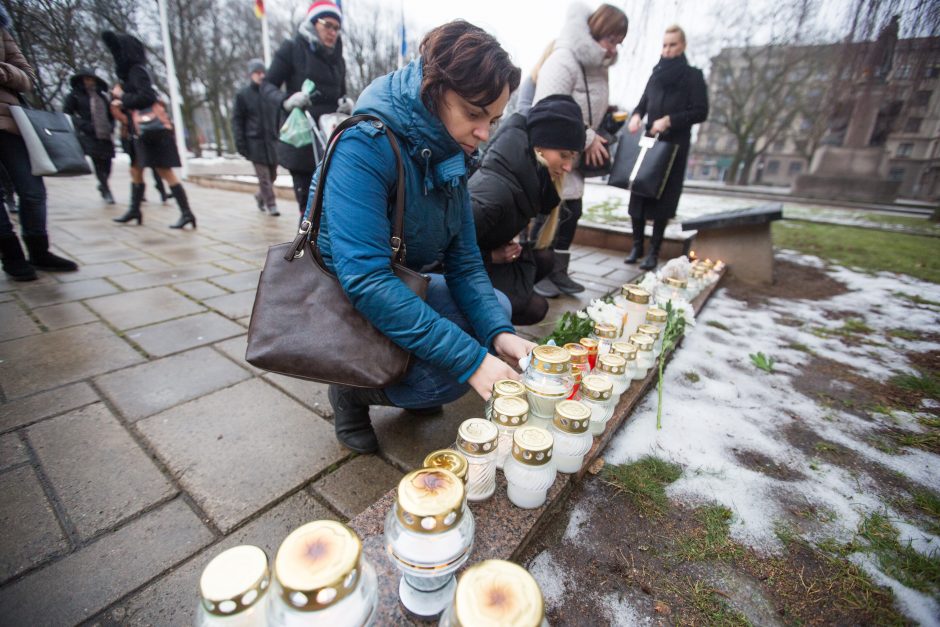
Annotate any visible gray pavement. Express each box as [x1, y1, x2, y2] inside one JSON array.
[[0, 164, 632, 624]]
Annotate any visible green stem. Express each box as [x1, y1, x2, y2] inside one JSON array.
[[656, 353, 665, 430]]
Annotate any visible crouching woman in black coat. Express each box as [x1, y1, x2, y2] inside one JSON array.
[[469, 95, 585, 326]]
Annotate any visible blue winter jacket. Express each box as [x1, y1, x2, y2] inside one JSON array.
[[314, 59, 514, 383]]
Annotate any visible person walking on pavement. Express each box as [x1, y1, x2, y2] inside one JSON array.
[[233, 59, 280, 216], [63, 68, 116, 205], [102, 31, 196, 229], [532, 2, 627, 298], [0, 5, 79, 281], [625, 25, 708, 270], [262, 0, 349, 214]]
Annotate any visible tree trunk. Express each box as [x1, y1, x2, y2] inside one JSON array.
[[210, 101, 223, 157], [184, 111, 202, 158], [221, 102, 236, 155]]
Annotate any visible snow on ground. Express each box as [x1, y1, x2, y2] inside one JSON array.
[[600, 250, 940, 623]]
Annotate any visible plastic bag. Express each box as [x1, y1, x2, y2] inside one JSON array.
[[278, 79, 315, 148]]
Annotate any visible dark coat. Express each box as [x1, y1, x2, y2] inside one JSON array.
[[63, 69, 115, 160], [232, 81, 278, 165], [262, 33, 346, 173], [629, 55, 708, 220], [469, 113, 560, 313]]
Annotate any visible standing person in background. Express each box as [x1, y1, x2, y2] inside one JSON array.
[[0, 5, 78, 281], [102, 31, 196, 229], [532, 3, 627, 297], [233, 58, 280, 216], [625, 25, 708, 270], [513, 41, 555, 116], [262, 0, 349, 214], [63, 68, 116, 204]]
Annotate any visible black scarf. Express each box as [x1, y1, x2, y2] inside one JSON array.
[[651, 53, 688, 89]]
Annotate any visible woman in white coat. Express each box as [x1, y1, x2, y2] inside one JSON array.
[[532, 3, 627, 297]]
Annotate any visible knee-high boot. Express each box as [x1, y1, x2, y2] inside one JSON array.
[[114, 182, 144, 224], [168, 184, 196, 229]]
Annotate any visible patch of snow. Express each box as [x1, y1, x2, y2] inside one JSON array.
[[596, 592, 651, 626], [893, 519, 940, 559], [526, 550, 567, 608], [923, 398, 939, 409], [563, 503, 589, 542], [851, 554, 940, 627]]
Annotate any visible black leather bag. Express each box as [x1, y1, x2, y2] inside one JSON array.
[[9, 105, 91, 177], [576, 63, 618, 178], [608, 128, 678, 199], [245, 114, 429, 388]]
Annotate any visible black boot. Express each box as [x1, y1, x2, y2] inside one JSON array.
[[154, 174, 170, 203], [100, 184, 115, 205], [624, 241, 644, 264], [0, 234, 37, 281], [328, 385, 392, 453], [548, 251, 585, 295], [168, 184, 196, 229], [23, 234, 78, 272], [625, 215, 645, 264], [639, 252, 659, 271], [114, 183, 144, 224], [639, 218, 667, 271]]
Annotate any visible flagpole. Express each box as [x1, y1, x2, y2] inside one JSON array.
[[157, 0, 188, 179], [262, 9, 271, 66]]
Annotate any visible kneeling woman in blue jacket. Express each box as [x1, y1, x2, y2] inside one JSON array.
[[316, 21, 535, 453]]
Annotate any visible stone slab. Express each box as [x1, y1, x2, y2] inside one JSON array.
[[85, 286, 206, 330], [0, 323, 144, 399], [128, 257, 175, 271], [54, 261, 139, 283], [0, 498, 213, 626], [210, 257, 260, 273], [95, 346, 251, 422], [149, 245, 229, 265], [173, 280, 228, 301], [0, 465, 69, 583], [208, 270, 260, 293], [137, 379, 348, 532], [124, 312, 245, 357], [0, 432, 28, 471], [312, 455, 404, 519], [31, 301, 99, 330], [16, 278, 119, 308], [109, 265, 227, 291], [680, 203, 783, 231], [262, 373, 333, 418], [75, 246, 147, 264], [212, 334, 262, 374], [693, 224, 774, 286], [0, 301, 41, 342], [203, 290, 257, 320], [0, 382, 99, 432], [27, 403, 175, 540]]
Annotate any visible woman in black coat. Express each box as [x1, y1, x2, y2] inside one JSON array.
[[63, 68, 115, 204], [102, 31, 195, 229], [261, 0, 348, 214], [626, 25, 708, 270], [470, 95, 585, 325]]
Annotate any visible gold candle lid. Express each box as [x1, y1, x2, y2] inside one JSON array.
[[492, 379, 526, 400], [619, 282, 640, 297], [454, 560, 545, 627], [530, 345, 571, 374], [200, 545, 270, 617], [553, 400, 591, 434], [274, 521, 362, 612], [456, 418, 499, 456], [597, 353, 627, 376], [646, 307, 668, 323], [626, 287, 651, 305], [637, 324, 661, 339], [423, 449, 469, 482], [592, 322, 617, 339], [491, 396, 529, 427], [511, 426, 554, 466], [610, 340, 637, 361], [396, 468, 465, 534], [580, 374, 613, 401], [629, 333, 654, 352], [664, 277, 687, 289], [563, 342, 589, 365], [578, 337, 599, 353]]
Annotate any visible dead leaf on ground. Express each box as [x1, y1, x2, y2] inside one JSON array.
[[587, 457, 605, 475]]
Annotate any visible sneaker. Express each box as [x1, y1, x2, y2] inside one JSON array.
[[533, 277, 561, 298]]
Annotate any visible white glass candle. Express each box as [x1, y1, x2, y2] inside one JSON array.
[[503, 427, 557, 509], [484, 379, 525, 421], [524, 345, 574, 430], [489, 396, 529, 470], [645, 307, 668, 334], [548, 400, 593, 474], [590, 322, 618, 357], [579, 337, 599, 370], [629, 334, 655, 380], [638, 324, 663, 358], [197, 545, 270, 627], [657, 277, 688, 306], [622, 287, 652, 339], [563, 342, 591, 398], [595, 352, 629, 397], [577, 375, 615, 436], [439, 560, 548, 627], [423, 449, 468, 486], [455, 418, 498, 502]]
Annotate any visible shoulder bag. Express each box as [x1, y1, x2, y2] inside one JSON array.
[[9, 103, 91, 177], [607, 127, 678, 199], [245, 114, 430, 388], [131, 101, 172, 141], [576, 63, 614, 179]]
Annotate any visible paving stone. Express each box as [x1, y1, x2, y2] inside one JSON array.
[[27, 403, 175, 540], [603, 267, 645, 285], [0, 498, 213, 626], [124, 312, 245, 357], [17, 278, 119, 308], [213, 334, 262, 374], [54, 261, 139, 283], [128, 256, 174, 271], [312, 455, 403, 519], [174, 280, 228, 301], [0, 432, 28, 471], [75, 246, 147, 264], [208, 269, 260, 293], [32, 301, 98, 330], [0, 301, 41, 342], [0, 382, 99, 432], [203, 290, 256, 320], [85, 286, 205, 330], [0, 465, 69, 583], [150, 245, 229, 265], [95, 347, 251, 422], [137, 379, 347, 532], [0, 324, 144, 399], [109, 265, 227, 291], [571, 272, 623, 291], [111, 491, 334, 626], [262, 373, 333, 418]]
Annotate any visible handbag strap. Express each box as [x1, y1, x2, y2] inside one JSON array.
[[578, 63, 592, 127]]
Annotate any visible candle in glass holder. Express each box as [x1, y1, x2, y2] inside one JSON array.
[[622, 287, 651, 339], [484, 379, 525, 421], [645, 307, 668, 332], [610, 340, 638, 381], [439, 560, 547, 627], [657, 277, 688, 306], [455, 418, 498, 502], [595, 352, 629, 398], [524, 345, 574, 430], [489, 396, 529, 470], [637, 323, 663, 357], [590, 322, 618, 357], [548, 400, 593, 474], [579, 337, 599, 370], [563, 342, 590, 398], [198, 545, 270, 627], [629, 334, 655, 379], [423, 449, 469, 485], [503, 426, 557, 509], [577, 374, 615, 436]]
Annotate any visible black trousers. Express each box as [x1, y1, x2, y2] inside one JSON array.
[[512, 248, 554, 326], [630, 212, 668, 254], [291, 170, 313, 215], [554, 198, 582, 251], [91, 157, 112, 190]]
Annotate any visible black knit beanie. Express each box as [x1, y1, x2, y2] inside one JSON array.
[[527, 94, 586, 151]]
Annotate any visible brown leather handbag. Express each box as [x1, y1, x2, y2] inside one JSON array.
[[245, 114, 429, 388]]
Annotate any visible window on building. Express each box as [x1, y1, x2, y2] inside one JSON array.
[[912, 90, 932, 107], [895, 65, 912, 79], [897, 143, 914, 157], [788, 162, 803, 175], [701, 166, 711, 177], [905, 117, 923, 133], [772, 140, 785, 152], [707, 137, 717, 150], [767, 160, 780, 175], [927, 66, 940, 79], [888, 167, 905, 182]]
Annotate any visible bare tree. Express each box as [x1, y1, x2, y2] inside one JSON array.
[[341, 0, 416, 100]]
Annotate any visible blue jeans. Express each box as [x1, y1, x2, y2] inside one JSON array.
[[0, 132, 47, 238], [384, 274, 511, 409]]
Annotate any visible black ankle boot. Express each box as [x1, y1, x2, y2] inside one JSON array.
[[114, 183, 144, 224], [639, 252, 659, 271], [624, 241, 644, 264], [328, 385, 392, 453], [101, 185, 115, 205], [548, 251, 585, 295], [169, 184, 196, 229], [23, 235, 78, 272], [0, 234, 37, 281]]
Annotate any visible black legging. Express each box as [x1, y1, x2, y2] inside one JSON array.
[[631, 212, 668, 254], [512, 248, 554, 326], [553, 198, 582, 251], [91, 157, 112, 190], [291, 170, 313, 215]]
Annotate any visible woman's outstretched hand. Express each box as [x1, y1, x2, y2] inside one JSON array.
[[467, 334, 537, 400], [493, 332, 536, 364]]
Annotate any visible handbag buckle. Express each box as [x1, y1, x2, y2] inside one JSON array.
[[391, 236, 402, 253], [298, 219, 312, 234]]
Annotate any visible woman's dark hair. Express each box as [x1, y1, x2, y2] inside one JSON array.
[[588, 4, 629, 42], [420, 20, 521, 114]]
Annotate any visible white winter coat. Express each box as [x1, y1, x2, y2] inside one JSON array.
[[533, 2, 613, 199]]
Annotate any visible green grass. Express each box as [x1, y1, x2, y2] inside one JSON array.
[[684, 577, 752, 626], [601, 456, 682, 516], [863, 213, 940, 231], [841, 318, 874, 334], [684, 371, 701, 383], [678, 505, 743, 561], [706, 320, 731, 332], [857, 512, 940, 594], [894, 292, 940, 308], [749, 352, 775, 373], [918, 416, 940, 429], [814, 441, 838, 453], [773, 221, 940, 283], [787, 342, 813, 353], [888, 328, 921, 341], [890, 371, 940, 398]]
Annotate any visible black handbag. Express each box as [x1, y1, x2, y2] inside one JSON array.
[[608, 128, 678, 199], [9, 105, 91, 177], [245, 114, 430, 388], [576, 63, 615, 178]]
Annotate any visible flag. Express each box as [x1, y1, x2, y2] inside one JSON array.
[[254, 0, 264, 19], [398, 5, 407, 68]]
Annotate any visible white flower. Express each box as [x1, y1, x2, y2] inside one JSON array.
[[576, 310, 588, 319]]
